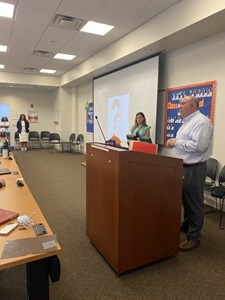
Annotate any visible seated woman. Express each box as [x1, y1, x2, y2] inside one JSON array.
[[0, 134, 7, 155], [130, 112, 151, 138], [0, 116, 10, 141]]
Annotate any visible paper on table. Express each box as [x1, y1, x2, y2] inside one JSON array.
[[1, 234, 58, 259]]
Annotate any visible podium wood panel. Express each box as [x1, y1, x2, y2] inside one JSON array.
[[86, 143, 183, 273]]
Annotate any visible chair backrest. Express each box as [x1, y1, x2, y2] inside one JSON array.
[[76, 134, 83, 143], [41, 131, 50, 140], [29, 131, 39, 140], [15, 132, 19, 141], [206, 158, 218, 182], [49, 133, 60, 142], [219, 166, 225, 185], [69, 133, 76, 143]]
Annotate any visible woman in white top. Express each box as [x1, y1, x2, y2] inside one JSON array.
[[16, 114, 29, 151], [0, 116, 10, 139]]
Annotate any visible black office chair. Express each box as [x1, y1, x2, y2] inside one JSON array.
[[204, 158, 218, 214], [40, 131, 50, 148], [28, 131, 41, 149], [14, 132, 20, 149], [139, 136, 153, 144], [71, 134, 83, 153], [61, 133, 76, 153], [48, 133, 61, 153], [210, 166, 225, 230], [126, 134, 137, 146]]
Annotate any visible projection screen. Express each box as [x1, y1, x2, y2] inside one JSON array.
[[93, 55, 159, 147]]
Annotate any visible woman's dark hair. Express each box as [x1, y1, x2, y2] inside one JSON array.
[[19, 114, 27, 120], [1, 116, 9, 122], [134, 112, 147, 127]]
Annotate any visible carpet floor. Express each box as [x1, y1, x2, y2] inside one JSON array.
[[1, 149, 225, 300]]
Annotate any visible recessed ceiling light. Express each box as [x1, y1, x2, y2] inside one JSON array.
[[0, 64, 4, 69], [40, 69, 56, 74], [80, 21, 114, 36], [0, 45, 7, 52], [0, 2, 15, 18], [54, 53, 76, 60]]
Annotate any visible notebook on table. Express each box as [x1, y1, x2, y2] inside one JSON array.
[[0, 208, 19, 225], [0, 168, 11, 175]]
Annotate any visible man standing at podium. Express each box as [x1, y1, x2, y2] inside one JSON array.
[[166, 96, 213, 251]]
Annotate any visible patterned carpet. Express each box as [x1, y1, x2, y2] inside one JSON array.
[[1, 149, 225, 300]]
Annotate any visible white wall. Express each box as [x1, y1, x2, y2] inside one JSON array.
[[0, 88, 56, 145], [160, 31, 225, 169], [58, 87, 73, 141], [1, 30, 225, 166], [0, 85, 85, 151], [76, 82, 94, 153], [78, 31, 225, 168]]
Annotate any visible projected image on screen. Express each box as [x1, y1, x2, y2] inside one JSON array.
[[94, 56, 159, 147], [108, 95, 129, 141]]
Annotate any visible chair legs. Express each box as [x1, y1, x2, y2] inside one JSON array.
[[219, 199, 224, 230], [48, 144, 55, 153], [205, 208, 217, 214], [48, 143, 60, 153], [205, 197, 224, 230], [61, 142, 72, 153], [204, 194, 218, 214]]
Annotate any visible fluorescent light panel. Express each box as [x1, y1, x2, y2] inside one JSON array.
[[0, 2, 15, 18], [54, 53, 76, 60], [81, 21, 114, 36], [0, 45, 7, 52], [40, 69, 56, 74], [0, 64, 4, 69]]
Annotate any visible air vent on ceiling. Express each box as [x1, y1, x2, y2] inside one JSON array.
[[51, 14, 86, 30], [23, 67, 40, 72], [33, 50, 53, 57]]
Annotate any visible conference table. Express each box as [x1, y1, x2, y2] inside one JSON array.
[[0, 153, 61, 299]]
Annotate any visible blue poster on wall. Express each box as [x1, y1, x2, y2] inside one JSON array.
[[86, 102, 93, 133], [164, 81, 216, 146]]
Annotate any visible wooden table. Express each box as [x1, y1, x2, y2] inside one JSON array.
[[0, 154, 61, 299], [0, 155, 23, 178]]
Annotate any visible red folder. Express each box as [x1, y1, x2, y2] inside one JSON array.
[[132, 141, 158, 155], [0, 208, 19, 225]]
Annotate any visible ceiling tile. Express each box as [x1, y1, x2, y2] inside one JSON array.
[[137, 0, 172, 18], [78, 0, 107, 5], [0, 19, 14, 44], [35, 26, 76, 53], [1, 0, 223, 91], [61, 31, 102, 54], [16, 5, 54, 25], [91, 7, 129, 26], [19, 0, 62, 12], [104, 0, 153, 13], [57, 0, 99, 20]]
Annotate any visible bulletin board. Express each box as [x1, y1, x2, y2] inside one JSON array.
[[164, 81, 216, 146], [86, 102, 93, 133]]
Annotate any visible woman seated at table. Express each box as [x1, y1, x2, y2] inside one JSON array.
[[0, 116, 10, 141]]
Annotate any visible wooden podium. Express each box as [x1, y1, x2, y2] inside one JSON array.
[[86, 142, 183, 273]]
